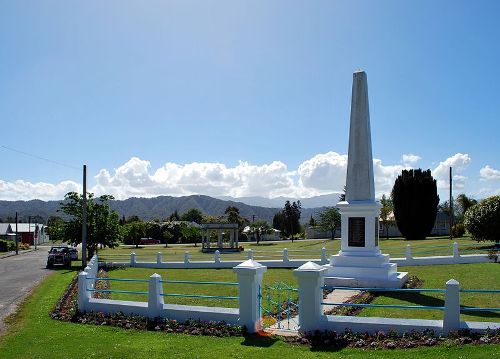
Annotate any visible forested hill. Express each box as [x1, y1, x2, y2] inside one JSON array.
[[0, 195, 326, 224]]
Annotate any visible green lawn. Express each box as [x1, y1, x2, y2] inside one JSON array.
[[96, 236, 486, 263], [0, 267, 498, 359], [102, 263, 500, 322]]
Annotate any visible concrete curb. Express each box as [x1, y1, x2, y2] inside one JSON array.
[[0, 248, 38, 259]]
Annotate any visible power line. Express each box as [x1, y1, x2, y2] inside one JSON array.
[[0, 145, 80, 171]]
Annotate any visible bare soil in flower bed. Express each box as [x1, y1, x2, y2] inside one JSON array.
[[50, 272, 500, 350]]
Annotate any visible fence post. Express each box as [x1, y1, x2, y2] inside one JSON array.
[[156, 252, 162, 265], [77, 271, 90, 313], [130, 252, 136, 267], [148, 273, 164, 318], [406, 244, 412, 260], [215, 250, 221, 264], [453, 242, 459, 259], [184, 251, 190, 266], [321, 247, 328, 264], [247, 249, 253, 260], [443, 279, 461, 333], [283, 248, 289, 264], [294, 261, 326, 334], [233, 259, 267, 334]]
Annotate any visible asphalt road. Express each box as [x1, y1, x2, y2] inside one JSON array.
[[0, 246, 52, 335]]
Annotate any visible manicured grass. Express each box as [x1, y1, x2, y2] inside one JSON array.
[[1, 267, 498, 359], [104, 263, 500, 322], [97, 236, 485, 263], [359, 263, 500, 323]]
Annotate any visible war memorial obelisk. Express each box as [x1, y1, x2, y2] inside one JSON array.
[[324, 71, 407, 288]]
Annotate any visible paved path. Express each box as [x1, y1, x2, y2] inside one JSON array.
[[266, 289, 361, 336], [0, 246, 52, 335]]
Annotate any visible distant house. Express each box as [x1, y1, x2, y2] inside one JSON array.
[[379, 211, 450, 238], [0, 223, 49, 244]]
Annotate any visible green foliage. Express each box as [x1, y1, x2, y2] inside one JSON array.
[[452, 223, 466, 237], [318, 207, 341, 239], [47, 216, 66, 242], [308, 215, 316, 227], [455, 193, 478, 223], [0, 239, 16, 252], [180, 208, 204, 224], [379, 194, 394, 239], [224, 206, 247, 228], [391, 169, 440, 240], [274, 201, 302, 238], [145, 221, 162, 240], [180, 225, 201, 245], [247, 220, 273, 244], [464, 196, 500, 243], [122, 220, 146, 247], [59, 192, 121, 259]]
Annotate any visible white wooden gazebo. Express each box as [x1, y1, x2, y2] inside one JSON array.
[[200, 223, 239, 252]]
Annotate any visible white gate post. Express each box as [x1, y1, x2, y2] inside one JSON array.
[[184, 251, 190, 266], [406, 244, 412, 260], [294, 261, 326, 334], [443, 279, 461, 333], [453, 242, 460, 259], [215, 250, 221, 264], [283, 248, 289, 264], [247, 249, 253, 260], [77, 271, 90, 313], [130, 252, 136, 267], [156, 252, 162, 265], [148, 273, 164, 318], [233, 259, 267, 334], [321, 247, 328, 264]]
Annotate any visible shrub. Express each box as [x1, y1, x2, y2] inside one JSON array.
[[464, 196, 500, 244], [391, 169, 440, 240], [452, 223, 466, 237]]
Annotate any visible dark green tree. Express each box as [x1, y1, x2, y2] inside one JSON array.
[[464, 196, 500, 246], [247, 220, 273, 244], [180, 225, 202, 246], [224, 206, 247, 228], [180, 208, 204, 224], [145, 221, 163, 240], [59, 192, 121, 259], [122, 220, 146, 248], [272, 211, 285, 234], [47, 216, 66, 242], [168, 210, 180, 221], [391, 169, 439, 240], [282, 200, 302, 239], [318, 207, 341, 239], [308, 215, 317, 227]]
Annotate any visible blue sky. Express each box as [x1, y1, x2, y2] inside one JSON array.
[[1, 1, 499, 201]]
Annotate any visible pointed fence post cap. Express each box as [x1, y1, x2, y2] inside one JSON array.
[[233, 259, 267, 274], [446, 279, 459, 285], [150, 273, 161, 279], [295, 261, 325, 272]]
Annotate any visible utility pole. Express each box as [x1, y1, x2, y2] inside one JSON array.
[[449, 167, 453, 240], [15, 212, 19, 255], [82, 164, 88, 268]]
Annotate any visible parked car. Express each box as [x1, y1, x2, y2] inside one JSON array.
[[140, 237, 161, 245], [46, 246, 72, 268]]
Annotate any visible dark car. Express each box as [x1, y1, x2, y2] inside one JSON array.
[[140, 238, 160, 245], [46, 246, 72, 268]]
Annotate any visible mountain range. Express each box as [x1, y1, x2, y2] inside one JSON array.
[[0, 194, 333, 224]]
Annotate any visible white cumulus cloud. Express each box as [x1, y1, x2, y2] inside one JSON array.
[[402, 153, 421, 166], [0, 179, 80, 201], [479, 165, 500, 181], [433, 153, 471, 190]]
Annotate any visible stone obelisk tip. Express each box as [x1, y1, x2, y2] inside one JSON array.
[[345, 71, 375, 202]]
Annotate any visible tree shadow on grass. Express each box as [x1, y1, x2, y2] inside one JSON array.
[[240, 334, 280, 348]]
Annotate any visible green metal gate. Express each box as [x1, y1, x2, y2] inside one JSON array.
[[259, 282, 299, 332]]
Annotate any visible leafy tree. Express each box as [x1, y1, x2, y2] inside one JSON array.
[[59, 192, 121, 259], [168, 210, 180, 221], [47, 216, 66, 242], [464, 196, 500, 245], [163, 221, 184, 244], [391, 169, 440, 240], [122, 220, 146, 248], [181, 225, 202, 246], [456, 193, 478, 223], [180, 208, 204, 224], [283, 200, 302, 240], [247, 220, 273, 244], [145, 221, 163, 240], [379, 194, 394, 239], [308, 215, 317, 227], [224, 206, 245, 227], [318, 207, 341, 239], [272, 211, 285, 234]]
